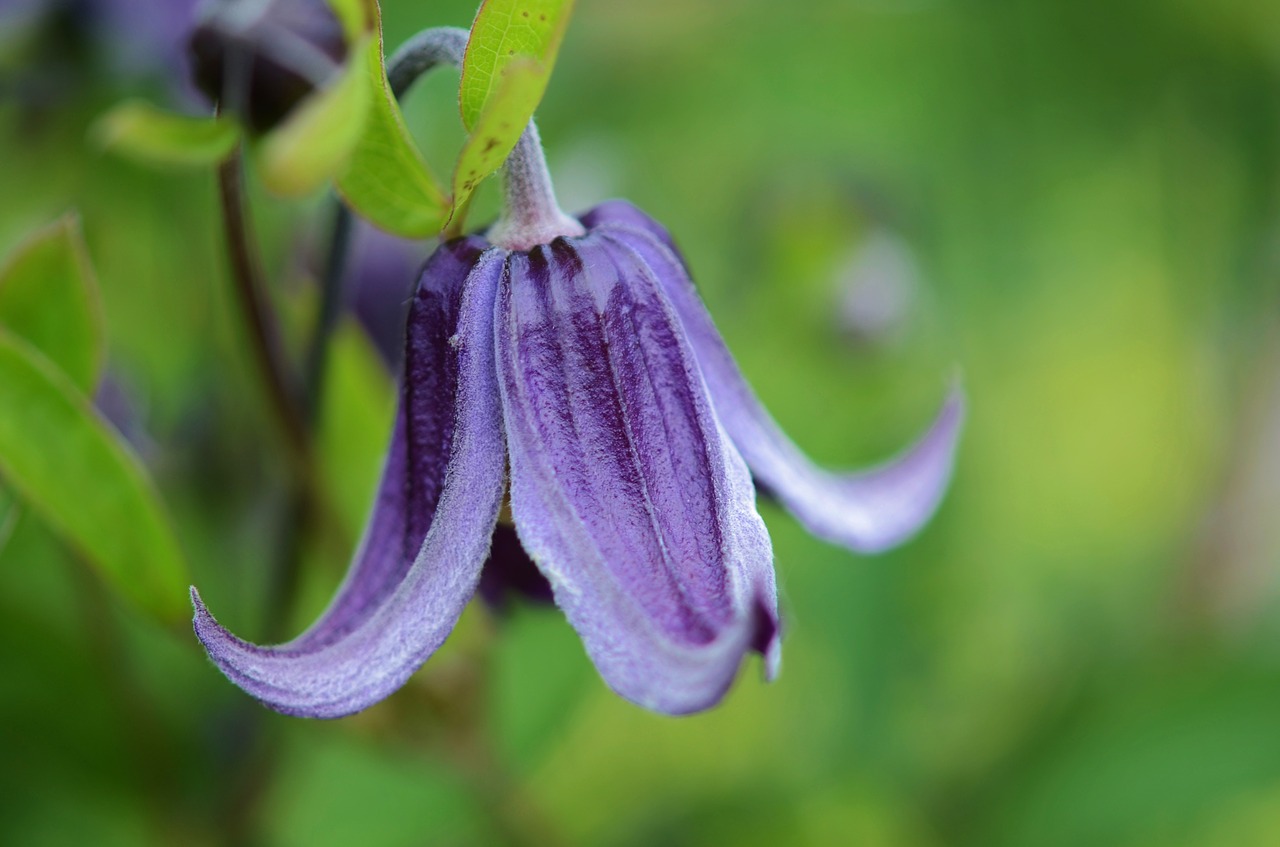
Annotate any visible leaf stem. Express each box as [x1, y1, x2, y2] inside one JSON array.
[[386, 26, 469, 98]]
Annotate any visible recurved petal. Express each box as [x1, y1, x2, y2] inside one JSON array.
[[598, 216, 963, 553], [191, 244, 507, 718], [497, 234, 778, 715]]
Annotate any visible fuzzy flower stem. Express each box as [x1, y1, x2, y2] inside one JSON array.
[[387, 26, 469, 98], [488, 124, 585, 250]]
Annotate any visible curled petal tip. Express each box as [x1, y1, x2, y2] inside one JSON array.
[[600, 219, 964, 555], [186, 246, 508, 720]]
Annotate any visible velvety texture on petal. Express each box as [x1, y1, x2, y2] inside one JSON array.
[[496, 233, 778, 715], [587, 202, 963, 553], [191, 241, 508, 718]]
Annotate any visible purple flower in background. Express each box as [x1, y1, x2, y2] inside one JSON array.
[[188, 0, 349, 133], [341, 221, 430, 373], [0, 0, 201, 78]]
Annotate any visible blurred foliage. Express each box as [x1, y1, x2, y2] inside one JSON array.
[[2, 0, 1280, 845]]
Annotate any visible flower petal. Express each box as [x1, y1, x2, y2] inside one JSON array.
[[293, 237, 487, 652], [497, 234, 778, 715], [591, 203, 963, 553], [191, 243, 508, 718]]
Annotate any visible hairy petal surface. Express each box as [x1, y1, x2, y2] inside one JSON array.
[[587, 202, 963, 553], [191, 244, 507, 718], [498, 234, 778, 715]]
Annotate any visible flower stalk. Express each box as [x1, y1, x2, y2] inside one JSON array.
[[488, 124, 585, 250]]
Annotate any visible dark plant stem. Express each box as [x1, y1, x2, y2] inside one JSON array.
[[302, 202, 353, 422], [215, 148, 311, 467], [263, 202, 353, 642]]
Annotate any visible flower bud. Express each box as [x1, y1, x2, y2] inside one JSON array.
[[188, 0, 347, 133]]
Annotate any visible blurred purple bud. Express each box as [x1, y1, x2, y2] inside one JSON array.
[[93, 370, 156, 461], [836, 229, 920, 346], [343, 222, 431, 373], [188, 0, 347, 133]]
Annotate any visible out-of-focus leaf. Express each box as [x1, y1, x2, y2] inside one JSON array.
[[0, 332, 188, 623], [317, 321, 394, 534], [265, 728, 482, 847], [93, 101, 240, 168], [975, 663, 1280, 847], [451, 58, 545, 215], [326, 0, 367, 41], [258, 37, 373, 197], [459, 0, 575, 130], [0, 486, 18, 557], [0, 214, 104, 393], [336, 4, 450, 237]]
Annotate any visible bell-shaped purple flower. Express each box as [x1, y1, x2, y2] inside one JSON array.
[[192, 126, 963, 718]]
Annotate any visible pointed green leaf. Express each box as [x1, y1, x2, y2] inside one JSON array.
[[258, 36, 374, 197], [459, 0, 575, 131], [94, 100, 240, 168], [0, 331, 188, 623], [452, 58, 547, 213], [0, 215, 105, 393], [335, 4, 450, 237]]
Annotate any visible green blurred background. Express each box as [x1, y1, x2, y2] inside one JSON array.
[[3, 0, 1280, 844]]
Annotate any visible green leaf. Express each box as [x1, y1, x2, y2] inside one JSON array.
[[0, 485, 18, 558], [459, 0, 576, 131], [258, 36, 374, 197], [452, 58, 547, 213], [0, 332, 188, 623], [450, 0, 576, 218], [0, 214, 105, 393], [326, 0, 368, 41], [335, 5, 450, 237], [94, 100, 240, 168]]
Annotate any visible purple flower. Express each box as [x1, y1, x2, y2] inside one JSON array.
[[191, 198, 962, 718], [191, 94, 963, 717]]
